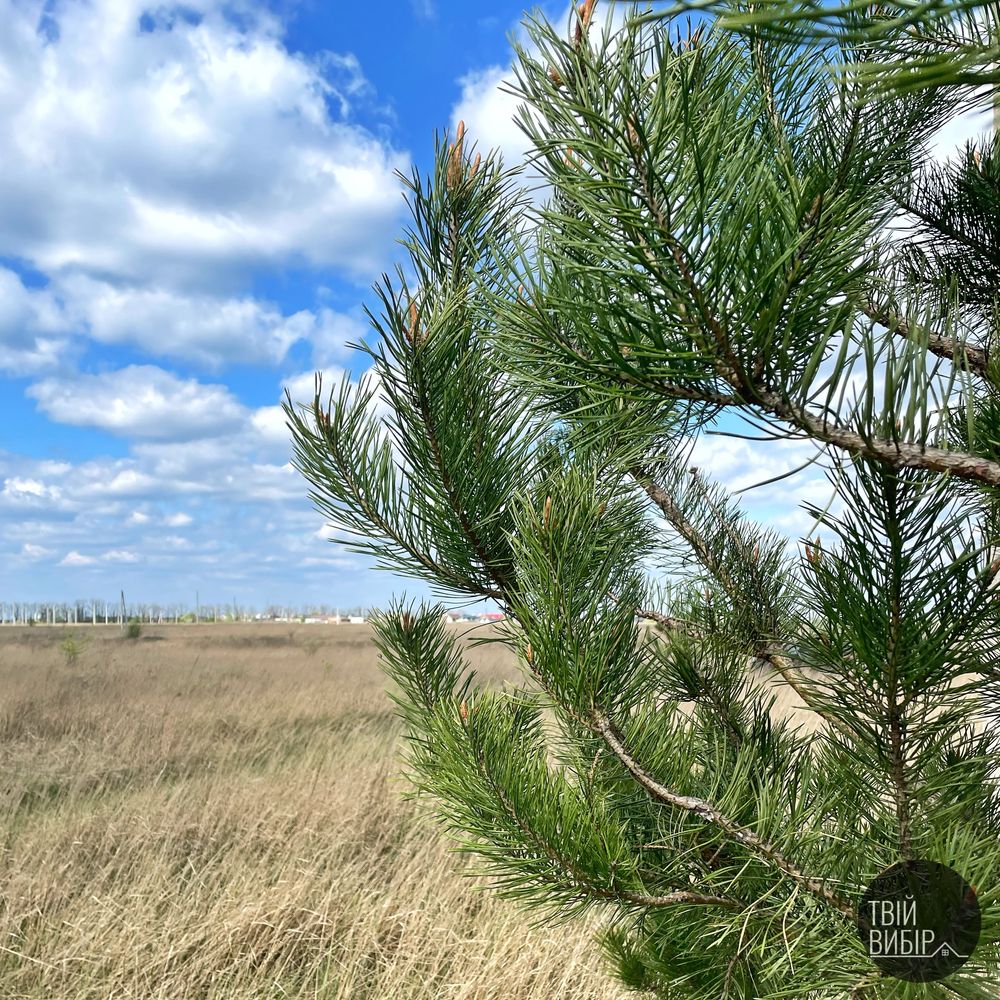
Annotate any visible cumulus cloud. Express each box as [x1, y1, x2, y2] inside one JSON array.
[[51, 275, 341, 370], [0, 0, 409, 292], [0, 267, 79, 376], [164, 512, 192, 527], [59, 551, 96, 566], [102, 549, 141, 563], [452, 66, 536, 170], [26, 365, 247, 441], [21, 542, 55, 560], [1, 476, 64, 505]]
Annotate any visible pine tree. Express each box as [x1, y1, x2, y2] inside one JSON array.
[[284, 2, 1000, 995]]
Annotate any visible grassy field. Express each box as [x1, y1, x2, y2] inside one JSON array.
[[0, 622, 632, 1000]]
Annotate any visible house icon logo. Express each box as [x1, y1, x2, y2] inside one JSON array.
[[857, 860, 980, 982]]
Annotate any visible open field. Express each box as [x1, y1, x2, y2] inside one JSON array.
[[0, 622, 631, 1000]]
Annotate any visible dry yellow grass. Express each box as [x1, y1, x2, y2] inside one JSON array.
[[0, 622, 634, 999]]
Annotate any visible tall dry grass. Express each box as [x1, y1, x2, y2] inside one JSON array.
[[0, 623, 631, 999]]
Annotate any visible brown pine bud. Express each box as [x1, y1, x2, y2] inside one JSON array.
[[597, 502, 606, 516], [574, 0, 596, 48], [446, 120, 466, 192], [804, 193, 822, 227], [704, 588, 712, 603], [988, 556, 1000, 583], [406, 300, 419, 344], [470, 152, 481, 177], [548, 66, 564, 88], [542, 495, 552, 531], [525, 643, 534, 664], [626, 117, 640, 152], [401, 611, 414, 631], [805, 537, 823, 566], [752, 543, 760, 561], [974, 149, 983, 171], [459, 700, 469, 722]]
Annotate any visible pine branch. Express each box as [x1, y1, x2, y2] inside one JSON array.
[[409, 348, 514, 596], [631, 462, 855, 739], [591, 709, 858, 920], [860, 296, 991, 380]]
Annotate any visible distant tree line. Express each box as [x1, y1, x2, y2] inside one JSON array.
[[0, 600, 372, 625]]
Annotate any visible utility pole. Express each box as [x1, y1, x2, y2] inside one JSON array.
[[120, 589, 125, 630]]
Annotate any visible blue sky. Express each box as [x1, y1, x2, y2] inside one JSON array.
[[0, 0, 989, 612]]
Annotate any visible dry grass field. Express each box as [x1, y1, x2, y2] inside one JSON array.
[[0, 621, 635, 1000]]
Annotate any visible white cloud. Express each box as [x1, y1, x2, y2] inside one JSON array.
[[26, 365, 247, 441], [0, 267, 79, 376], [452, 66, 536, 171], [0, 0, 409, 294], [249, 405, 294, 455], [59, 551, 96, 566], [2, 476, 63, 503], [52, 275, 336, 370], [101, 549, 141, 563], [164, 512, 193, 527], [21, 542, 55, 560], [127, 511, 151, 524], [77, 467, 182, 499]]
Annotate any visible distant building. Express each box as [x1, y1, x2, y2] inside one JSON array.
[[443, 610, 504, 624]]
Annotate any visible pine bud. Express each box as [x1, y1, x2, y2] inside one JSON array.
[[574, 0, 596, 48], [804, 193, 822, 227], [549, 66, 564, 88], [446, 120, 466, 193], [805, 537, 823, 566], [459, 700, 469, 722], [752, 543, 760, 561], [400, 611, 414, 631], [704, 588, 712, 603], [626, 117, 640, 152], [597, 501, 606, 516], [470, 152, 481, 177], [525, 643, 534, 664], [406, 300, 419, 344], [974, 150, 983, 171], [542, 495, 552, 531], [988, 556, 1000, 584]]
